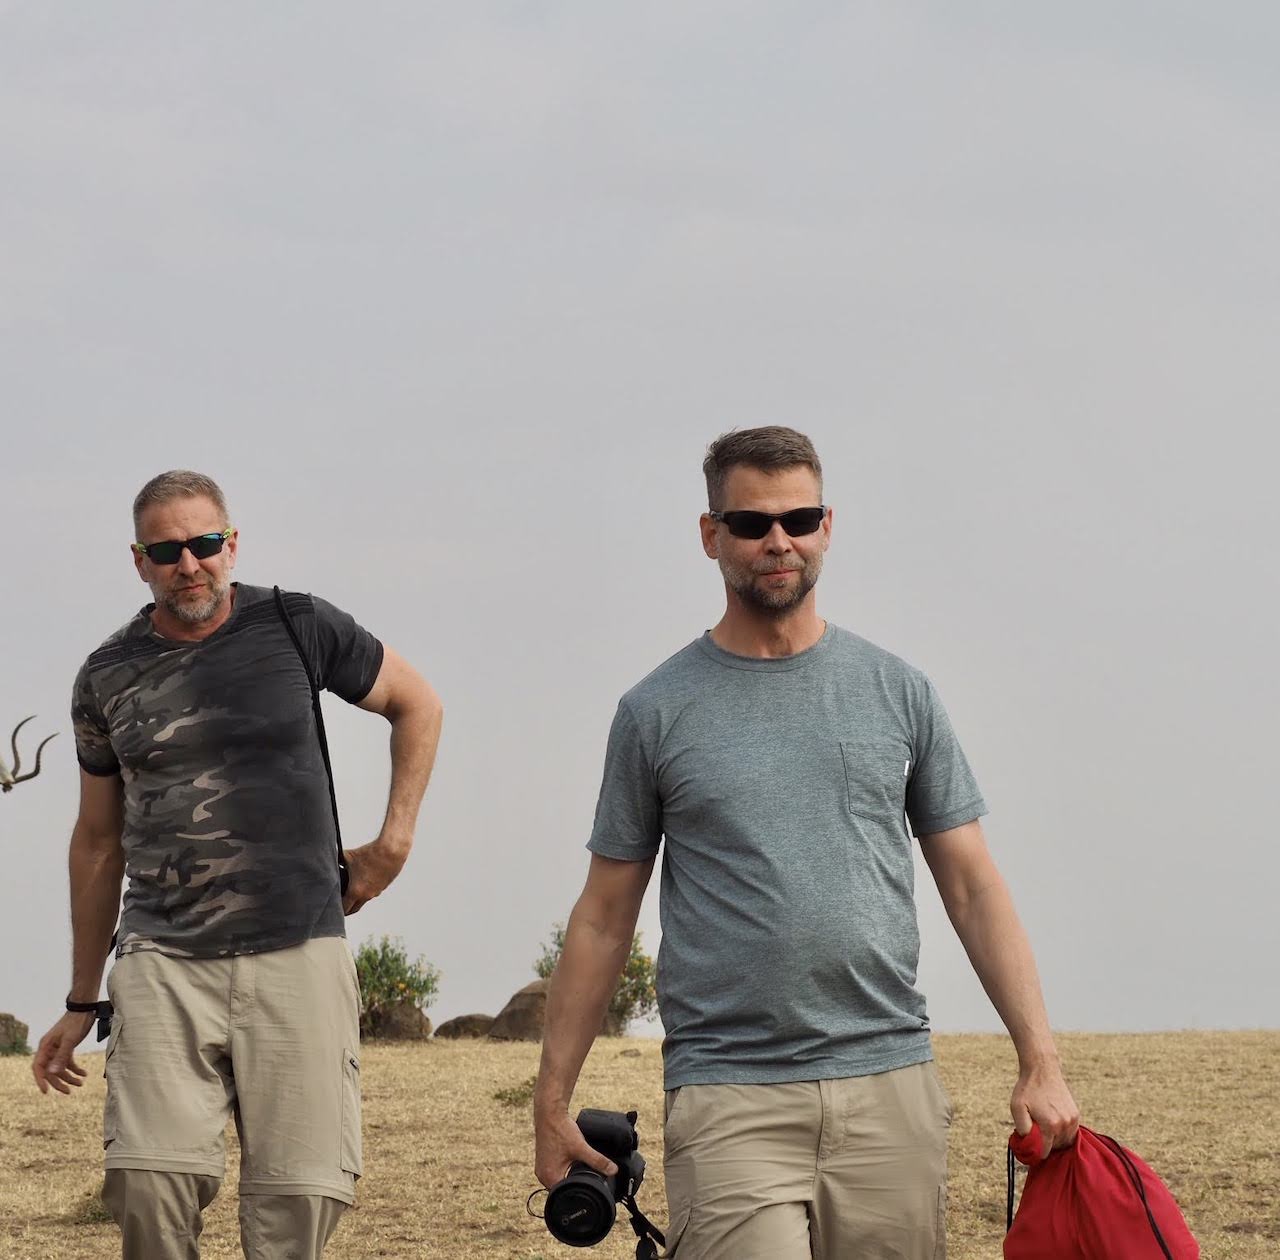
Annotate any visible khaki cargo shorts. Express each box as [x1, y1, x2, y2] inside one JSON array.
[[103, 935, 362, 1203]]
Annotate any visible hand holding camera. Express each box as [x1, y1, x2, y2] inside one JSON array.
[[531, 1108, 664, 1256], [535, 1104, 619, 1190]]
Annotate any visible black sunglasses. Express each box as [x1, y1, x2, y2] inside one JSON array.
[[132, 528, 234, 565], [708, 507, 827, 540]]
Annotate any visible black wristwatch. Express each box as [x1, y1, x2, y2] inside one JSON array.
[[66, 997, 114, 1043]]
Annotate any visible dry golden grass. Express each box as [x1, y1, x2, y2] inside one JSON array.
[[2, 1031, 1276, 1258]]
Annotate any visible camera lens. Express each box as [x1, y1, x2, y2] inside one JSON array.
[[544, 1170, 617, 1247]]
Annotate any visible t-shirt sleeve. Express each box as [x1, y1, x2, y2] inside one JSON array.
[[71, 662, 120, 777], [307, 595, 385, 703], [586, 700, 663, 861], [905, 676, 987, 837]]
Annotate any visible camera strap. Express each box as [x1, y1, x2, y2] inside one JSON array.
[[621, 1195, 665, 1260]]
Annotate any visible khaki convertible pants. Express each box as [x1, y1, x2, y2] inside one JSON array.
[[662, 1062, 952, 1259], [102, 936, 362, 1260]]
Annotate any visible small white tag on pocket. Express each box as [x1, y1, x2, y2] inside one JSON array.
[[904, 760, 910, 778]]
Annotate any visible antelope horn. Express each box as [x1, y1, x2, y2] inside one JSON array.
[[9, 716, 36, 778], [13, 732, 58, 785]]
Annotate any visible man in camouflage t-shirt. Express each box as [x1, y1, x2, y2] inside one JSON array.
[[32, 470, 443, 1260]]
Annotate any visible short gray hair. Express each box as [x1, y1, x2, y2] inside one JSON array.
[[702, 427, 823, 510], [132, 470, 230, 537]]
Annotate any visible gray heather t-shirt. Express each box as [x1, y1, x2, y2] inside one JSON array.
[[587, 624, 987, 1089], [72, 583, 383, 959]]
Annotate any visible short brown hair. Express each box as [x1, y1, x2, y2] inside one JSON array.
[[702, 426, 823, 510], [132, 470, 230, 537]]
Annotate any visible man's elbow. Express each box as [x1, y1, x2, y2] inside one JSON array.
[[387, 673, 444, 727], [70, 821, 124, 870], [570, 891, 643, 952]]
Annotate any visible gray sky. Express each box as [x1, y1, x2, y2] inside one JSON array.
[[2, 3, 1276, 1045]]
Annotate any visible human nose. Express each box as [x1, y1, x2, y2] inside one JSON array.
[[762, 521, 792, 552], [176, 545, 201, 575]]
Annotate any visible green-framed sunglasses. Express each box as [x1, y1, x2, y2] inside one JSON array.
[[132, 527, 234, 565]]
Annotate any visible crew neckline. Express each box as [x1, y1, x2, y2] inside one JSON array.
[[694, 622, 836, 672]]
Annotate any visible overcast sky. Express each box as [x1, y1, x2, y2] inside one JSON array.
[[1, 4, 1276, 1049]]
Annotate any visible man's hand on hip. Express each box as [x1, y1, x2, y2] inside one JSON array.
[[1011, 1057, 1081, 1158], [32, 1011, 97, 1095], [342, 833, 411, 915], [534, 1105, 619, 1190]]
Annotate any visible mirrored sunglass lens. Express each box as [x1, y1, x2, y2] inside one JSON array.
[[188, 534, 226, 559], [145, 541, 185, 564]]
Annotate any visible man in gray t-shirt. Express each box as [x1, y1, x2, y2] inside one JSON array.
[[32, 470, 443, 1260], [534, 428, 1079, 1260]]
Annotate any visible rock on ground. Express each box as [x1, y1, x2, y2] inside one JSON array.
[[488, 981, 627, 1041], [434, 1014, 495, 1039], [362, 1000, 432, 1040]]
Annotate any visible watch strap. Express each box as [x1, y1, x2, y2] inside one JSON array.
[[66, 997, 115, 1042]]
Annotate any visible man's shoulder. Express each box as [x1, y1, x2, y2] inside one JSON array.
[[230, 582, 303, 629], [827, 623, 927, 682], [252, 585, 362, 627], [617, 638, 709, 715], [78, 608, 155, 676]]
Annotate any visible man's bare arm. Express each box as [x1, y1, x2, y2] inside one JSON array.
[[33, 770, 125, 1095], [344, 644, 444, 914], [920, 818, 1079, 1154], [533, 853, 656, 1188]]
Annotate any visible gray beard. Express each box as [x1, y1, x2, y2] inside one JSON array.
[[159, 578, 230, 625], [719, 554, 822, 616]]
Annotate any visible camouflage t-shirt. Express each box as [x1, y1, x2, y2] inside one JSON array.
[[72, 583, 384, 959]]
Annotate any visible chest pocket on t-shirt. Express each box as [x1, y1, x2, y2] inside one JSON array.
[[840, 739, 910, 821]]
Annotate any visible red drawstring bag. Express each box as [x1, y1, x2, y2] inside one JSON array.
[[1005, 1124, 1199, 1259]]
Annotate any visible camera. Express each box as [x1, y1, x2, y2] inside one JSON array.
[[544, 1108, 648, 1247]]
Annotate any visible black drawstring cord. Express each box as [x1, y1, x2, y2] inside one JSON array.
[[1095, 1134, 1175, 1260], [1006, 1141, 1017, 1230]]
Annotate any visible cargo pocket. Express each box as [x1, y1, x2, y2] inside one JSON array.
[[102, 1017, 123, 1150], [840, 739, 910, 819], [340, 1048, 362, 1178]]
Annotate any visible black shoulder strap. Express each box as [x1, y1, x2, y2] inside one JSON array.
[[274, 586, 350, 896]]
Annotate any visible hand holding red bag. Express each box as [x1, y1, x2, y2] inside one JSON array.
[[1004, 1123, 1199, 1259]]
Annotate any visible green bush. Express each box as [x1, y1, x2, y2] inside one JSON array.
[[493, 1074, 537, 1108], [535, 922, 658, 1031], [353, 935, 441, 1038]]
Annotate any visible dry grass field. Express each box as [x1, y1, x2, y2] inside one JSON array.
[[2, 1031, 1276, 1259]]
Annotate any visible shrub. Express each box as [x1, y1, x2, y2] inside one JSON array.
[[493, 1075, 537, 1108], [354, 935, 441, 1039], [534, 923, 658, 1031]]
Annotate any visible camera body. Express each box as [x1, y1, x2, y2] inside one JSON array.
[[544, 1108, 647, 1247]]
